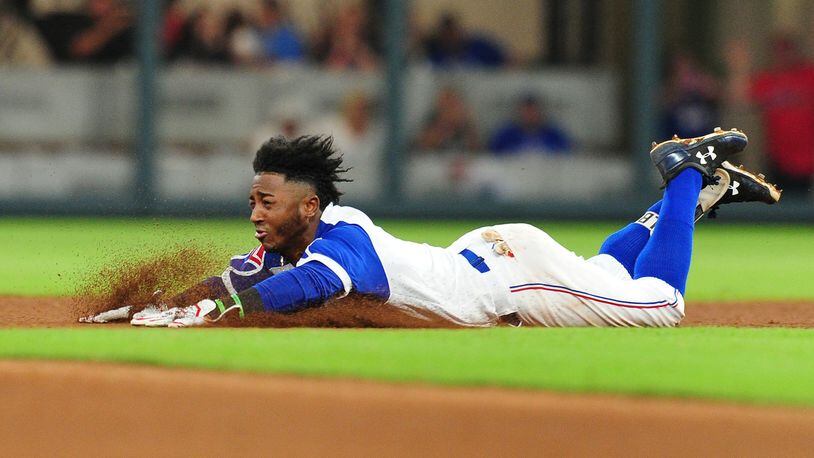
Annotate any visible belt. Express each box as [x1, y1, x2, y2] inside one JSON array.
[[459, 248, 490, 273]]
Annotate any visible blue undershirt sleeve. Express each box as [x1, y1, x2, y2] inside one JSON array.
[[252, 261, 345, 313]]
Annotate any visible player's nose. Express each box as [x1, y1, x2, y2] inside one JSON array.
[[250, 206, 263, 223]]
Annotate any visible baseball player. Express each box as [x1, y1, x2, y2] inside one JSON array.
[[81, 130, 780, 328]]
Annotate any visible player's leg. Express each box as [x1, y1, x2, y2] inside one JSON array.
[[597, 200, 661, 276], [597, 128, 746, 277], [634, 128, 749, 295], [604, 160, 780, 283], [492, 129, 753, 327], [491, 222, 687, 327], [633, 169, 701, 295], [596, 171, 726, 278]]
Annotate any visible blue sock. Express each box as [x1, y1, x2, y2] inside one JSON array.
[[633, 169, 702, 295], [599, 200, 662, 276]]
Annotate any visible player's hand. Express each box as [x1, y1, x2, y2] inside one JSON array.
[[167, 299, 218, 328], [78, 305, 132, 323]]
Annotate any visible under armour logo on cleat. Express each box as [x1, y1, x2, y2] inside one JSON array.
[[696, 146, 717, 165], [729, 180, 740, 196]]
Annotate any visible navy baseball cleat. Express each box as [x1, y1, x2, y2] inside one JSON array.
[[694, 161, 782, 221], [650, 127, 749, 186]]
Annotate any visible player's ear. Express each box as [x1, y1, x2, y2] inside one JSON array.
[[301, 194, 320, 218]]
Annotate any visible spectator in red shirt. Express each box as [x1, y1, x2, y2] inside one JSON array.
[[728, 34, 814, 195], [162, 0, 187, 60]]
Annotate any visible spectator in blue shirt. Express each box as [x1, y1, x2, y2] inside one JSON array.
[[257, 0, 303, 63], [660, 53, 720, 140], [423, 13, 506, 69], [489, 95, 572, 155]]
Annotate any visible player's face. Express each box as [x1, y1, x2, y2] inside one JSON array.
[[249, 173, 319, 258]]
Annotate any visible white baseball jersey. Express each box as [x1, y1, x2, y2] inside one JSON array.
[[294, 203, 685, 328]]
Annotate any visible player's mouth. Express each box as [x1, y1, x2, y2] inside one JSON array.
[[254, 228, 268, 241]]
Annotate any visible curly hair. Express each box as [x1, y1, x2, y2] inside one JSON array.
[[253, 135, 351, 209]]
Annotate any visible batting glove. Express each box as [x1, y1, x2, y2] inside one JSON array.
[[167, 299, 218, 328]]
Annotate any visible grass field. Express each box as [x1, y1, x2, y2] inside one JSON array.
[[2, 217, 814, 406], [3, 326, 814, 406], [3, 217, 814, 300]]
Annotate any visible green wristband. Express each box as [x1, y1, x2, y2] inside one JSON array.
[[231, 293, 245, 318], [214, 299, 226, 315]]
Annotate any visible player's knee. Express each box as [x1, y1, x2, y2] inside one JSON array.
[[660, 305, 685, 328]]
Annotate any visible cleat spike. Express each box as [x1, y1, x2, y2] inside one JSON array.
[[758, 173, 765, 179], [651, 141, 657, 148], [672, 134, 680, 141], [714, 126, 722, 132]]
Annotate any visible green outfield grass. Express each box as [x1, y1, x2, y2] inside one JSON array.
[[2, 217, 814, 406], [2, 217, 814, 301], [2, 326, 814, 406]]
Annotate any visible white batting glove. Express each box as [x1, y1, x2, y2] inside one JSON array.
[[130, 305, 176, 327], [168, 299, 218, 328]]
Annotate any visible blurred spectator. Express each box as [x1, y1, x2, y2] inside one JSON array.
[[251, 98, 308, 152], [221, 9, 263, 66], [252, 117, 301, 148], [423, 13, 506, 69], [727, 34, 814, 195], [38, 0, 134, 64], [416, 87, 480, 151], [175, 9, 230, 64], [315, 4, 378, 71], [0, 1, 52, 67], [489, 95, 571, 155], [224, 9, 261, 66], [162, 0, 187, 60], [307, 91, 384, 198], [661, 52, 720, 140], [254, 0, 305, 64]]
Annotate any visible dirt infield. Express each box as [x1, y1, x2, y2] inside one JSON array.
[[1, 360, 813, 456], [3, 296, 814, 456], [2, 295, 814, 328]]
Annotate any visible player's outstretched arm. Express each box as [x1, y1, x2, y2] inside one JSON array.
[[79, 246, 277, 325], [167, 262, 346, 327], [78, 276, 227, 324]]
